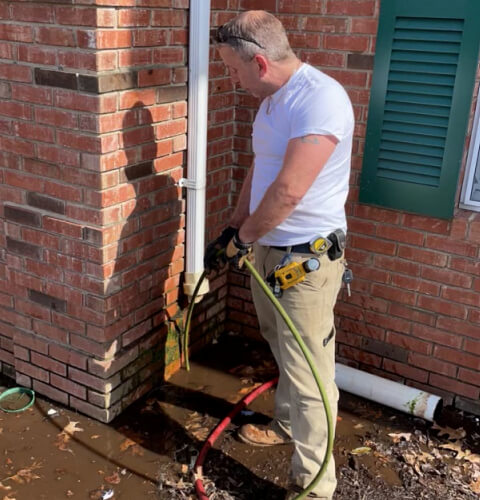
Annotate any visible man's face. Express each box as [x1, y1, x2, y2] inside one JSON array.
[[218, 46, 263, 98]]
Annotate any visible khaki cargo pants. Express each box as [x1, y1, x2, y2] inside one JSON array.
[[250, 244, 344, 499]]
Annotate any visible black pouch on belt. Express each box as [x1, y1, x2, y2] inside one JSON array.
[[327, 229, 346, 261]]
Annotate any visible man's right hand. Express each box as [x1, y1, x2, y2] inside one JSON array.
[[203, 226, 237, 272]]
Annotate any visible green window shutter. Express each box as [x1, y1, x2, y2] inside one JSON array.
[[359, 0, 480, 219]]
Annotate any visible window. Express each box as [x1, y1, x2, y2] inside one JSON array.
[[359, 0, 480, 219], [460, 95, 480, 212]]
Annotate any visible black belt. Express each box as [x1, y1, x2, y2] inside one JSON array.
[[272, 229, 346, 260], [272, 243, 313, 254]]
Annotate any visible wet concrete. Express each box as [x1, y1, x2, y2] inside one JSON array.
[[0, 333, 478, 500]]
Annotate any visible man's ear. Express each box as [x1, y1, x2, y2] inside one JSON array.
[[253, 54, 268, 77]]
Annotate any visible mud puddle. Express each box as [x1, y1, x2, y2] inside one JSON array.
[[1, 332, 479, 500], [0, 388, 170, 500]]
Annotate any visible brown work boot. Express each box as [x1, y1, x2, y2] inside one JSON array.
[[237, 422, 291, 447]]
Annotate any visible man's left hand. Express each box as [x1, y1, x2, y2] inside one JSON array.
[[225, 230, 253, 269]]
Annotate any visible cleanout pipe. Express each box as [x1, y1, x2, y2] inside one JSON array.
[[335, 363, 442, 422]]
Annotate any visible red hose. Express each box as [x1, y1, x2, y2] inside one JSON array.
[[194, 377, 279, 499]]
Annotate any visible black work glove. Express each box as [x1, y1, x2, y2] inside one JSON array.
[[225, 230, 253, 269], [204, 226, 237, 272]]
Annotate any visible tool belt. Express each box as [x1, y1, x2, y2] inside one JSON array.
[[272, 228, 346, 261], [266, 229, 347, 297]]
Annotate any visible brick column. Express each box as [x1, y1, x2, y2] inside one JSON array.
[[0, 1, 188, 422]]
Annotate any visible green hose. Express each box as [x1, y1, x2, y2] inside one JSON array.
[[183, 269, 208, 372], [183, 259, 334, 500]]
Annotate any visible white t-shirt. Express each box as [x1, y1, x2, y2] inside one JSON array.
[[250, 63, 354, 246]]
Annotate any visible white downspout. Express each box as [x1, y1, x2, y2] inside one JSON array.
[[181, 0, 211, 300], [336, 363, 442, 422]]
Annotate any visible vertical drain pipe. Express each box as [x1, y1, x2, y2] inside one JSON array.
[[181, 0, 211, 301]]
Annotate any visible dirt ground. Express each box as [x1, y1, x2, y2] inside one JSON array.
[[0, 333, 479, 500]]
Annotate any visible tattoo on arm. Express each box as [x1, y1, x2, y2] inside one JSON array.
[[300, 136, 320, 144]]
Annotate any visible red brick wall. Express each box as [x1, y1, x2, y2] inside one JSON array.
[[0, 0, 188, 422], [212, 1, 480, 415]]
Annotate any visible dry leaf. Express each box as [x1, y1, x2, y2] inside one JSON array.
[[104, 472, 121, 485], [55, 421, 84, 452], [353, 423, 364, 429], [185, 412, 211, 441], [418, 451, 435, 463], [238, 383, 261, 395], [351, 446, 372, 455], [63, 421, 84, 435], [0, 482, 11, 492], [439, 441, 464, 456], [119, 438, 136, 452], [373, 450, 391, 465], [119, 438, 144, 456], [440, 442, 480, 464], [388, 432, 412, 443], [90, 435, 100, 440], [8, 461, 42, 484], [403, 451, 417, 467], [471, 477, 480, 494], [431, 423, 466, 440], [463, 450, 480, 465], [186, 422, 207, 438]]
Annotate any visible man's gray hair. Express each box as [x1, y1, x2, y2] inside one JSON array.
[[214, 10, 295, 62]]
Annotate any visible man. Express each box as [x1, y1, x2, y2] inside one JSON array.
[[204, 10, 354, 500]]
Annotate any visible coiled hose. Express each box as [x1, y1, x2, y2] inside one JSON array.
[[183, 259, 334, 500]]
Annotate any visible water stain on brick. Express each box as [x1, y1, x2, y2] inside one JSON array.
[[6, 237, 41, 259], [98, 71, 137, 93], [35, 68, 77, 90], [27, 192, 65, 215], [4, 204, 41, 227], [78, 71, 138, 93], [28, 289, 67, 313], [361, 337, 408, 363], [124, 161, 154, 181], [83, 227, 103, 246], [76, 74, 99, 93], [347, 53, 374, 70], [0, 81, 11, 98], [35, 68, 137, 94], [156, 84, 187, 103]]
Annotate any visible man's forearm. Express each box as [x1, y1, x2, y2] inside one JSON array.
[[238, 135, 337, 243], [229, 164, 253, 228], [238, 179, 298, 242]]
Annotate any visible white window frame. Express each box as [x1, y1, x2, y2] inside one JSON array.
[[460, 94, 480, 212]]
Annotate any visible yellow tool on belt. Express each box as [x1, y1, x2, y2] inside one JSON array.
[[309, 235, 332, 255], [274, 235, 329, 291], [267, 231, 347, 297], [274, 257, 320, 291]]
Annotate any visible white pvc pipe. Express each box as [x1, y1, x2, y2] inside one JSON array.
[[335, 363, 442, 422], [183, 0, 211, 299]]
